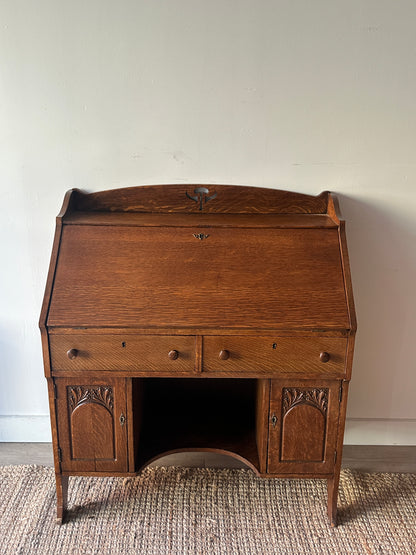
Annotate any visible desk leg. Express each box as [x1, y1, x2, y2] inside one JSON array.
[[328, 380, 349, 527], [327, 474, 339, 527], [55, 473, 68, 524]]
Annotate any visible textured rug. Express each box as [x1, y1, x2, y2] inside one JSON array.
[[0, 466, 415, 554]]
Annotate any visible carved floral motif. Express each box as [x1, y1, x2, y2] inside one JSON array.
[[68, 386, 114, 414], [283, 388, 328, 416]]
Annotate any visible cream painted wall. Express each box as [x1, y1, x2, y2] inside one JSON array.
[[1, 1, 415, 444]]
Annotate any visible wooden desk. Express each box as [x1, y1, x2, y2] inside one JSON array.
[[40, 185, 356, 526]]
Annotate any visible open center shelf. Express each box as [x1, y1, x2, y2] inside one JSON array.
[[133, 378, 261, 471]]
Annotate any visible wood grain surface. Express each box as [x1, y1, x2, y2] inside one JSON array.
[[268, 380, 341, 475], [202, 336, 347, 376], [55, 377, 128, 473], [47, 226, 349, 329], [50, 334, 196, 373], [72, 185, 329, 214]]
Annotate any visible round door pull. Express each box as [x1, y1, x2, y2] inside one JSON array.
[[67, 348, 78, 360], [219, 349, 230, 360], [168, 350, 179, 360], [320, 351, 331, 363]]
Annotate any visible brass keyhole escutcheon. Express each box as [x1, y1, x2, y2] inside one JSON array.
[[193, 233, 209, 241]]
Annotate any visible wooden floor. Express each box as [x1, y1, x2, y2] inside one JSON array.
[[0, 443, 415, 472]]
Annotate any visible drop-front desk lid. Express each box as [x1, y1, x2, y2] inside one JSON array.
[[44, 185, 355, 332]]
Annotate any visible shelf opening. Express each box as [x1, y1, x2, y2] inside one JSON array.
[[133, 378, 262, 471]]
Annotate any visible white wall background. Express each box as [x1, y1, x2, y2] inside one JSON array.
[[1, 1, 415, 444]]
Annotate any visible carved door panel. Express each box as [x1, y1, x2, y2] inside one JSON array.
[[267, 380, 341, 474], [55, 378, 128, 472]]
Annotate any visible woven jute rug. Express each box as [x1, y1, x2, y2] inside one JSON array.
[[0, 465, 415, 554]]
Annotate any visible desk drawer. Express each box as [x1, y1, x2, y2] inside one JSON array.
[[202, 337, 347, 376], [49, 335, 195, 372]]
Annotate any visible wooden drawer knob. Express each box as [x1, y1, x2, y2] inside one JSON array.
[[168, 350, 179, 360], [219, 349, 230, 360], [320, 351, 330, 363], [67, 349, 78, 360]]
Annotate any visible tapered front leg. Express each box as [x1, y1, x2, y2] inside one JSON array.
[[55, 473, 68, 524], [327, 474, 340, 527]]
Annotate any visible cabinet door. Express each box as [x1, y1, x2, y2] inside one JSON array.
[[55, 378, 128, 472], [268, 380, 341, 474]]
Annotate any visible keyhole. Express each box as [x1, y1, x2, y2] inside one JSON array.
[[121, 342, 126, 348], [272, 343, 277, 349]]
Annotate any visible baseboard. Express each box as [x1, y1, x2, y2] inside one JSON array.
[[0, 416, 52, 442], [0, 416, 415, 445], [343, 419, 416, 446]]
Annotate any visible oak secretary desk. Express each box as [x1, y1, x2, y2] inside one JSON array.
[[40, 185, 356, 526]]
